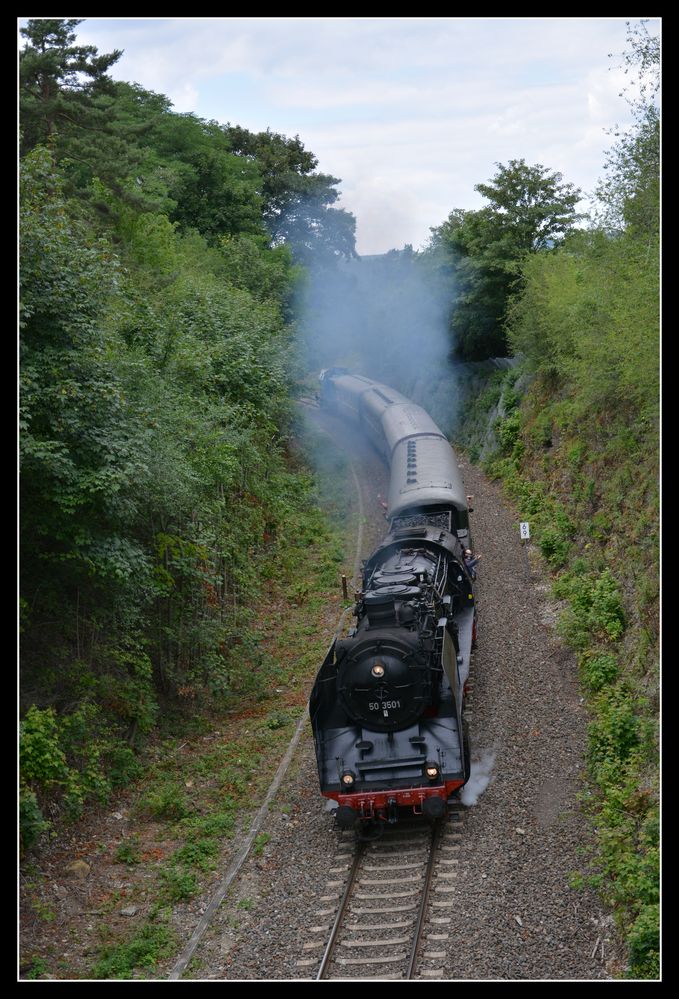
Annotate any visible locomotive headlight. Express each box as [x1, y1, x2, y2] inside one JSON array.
[[371, 663, 385, 678], [341, 771, 356, 788], [425, 763, 440, 781]]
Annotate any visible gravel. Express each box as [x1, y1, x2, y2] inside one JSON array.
[[171, 436, 618, 981]]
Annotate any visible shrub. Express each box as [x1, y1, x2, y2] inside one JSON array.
[[539, 526, 571, 567], [158, 866, 197, 902], [139, 783, 191, 821], [556, 568, 626, 650], [589, 570, 626, 642], [588, 687, 639, 777], [115, 837, 142, 865], [92, 921, 176, 979], [19, 787, 49, 852], [580, 651, 620, 692], [495, 411, 521, 453], [627, 904, 660, 978]]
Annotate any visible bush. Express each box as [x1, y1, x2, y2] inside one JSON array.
[[627, 903, 660, 978], [20, 707, 69, 787], [92, 921, 176, 979], [19, 787, 49, 852], [539, 527, 570, 567], [20, 702, 143, 837], [580, 651, 620, 692], [139, 783, 191, 821], [495, 411, 521, 453], [588, 687, 639, 777], [158, 866, 197, 902], [555, 569, 626, 650]]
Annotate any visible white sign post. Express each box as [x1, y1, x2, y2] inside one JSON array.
[[519, 522, 531, 580]]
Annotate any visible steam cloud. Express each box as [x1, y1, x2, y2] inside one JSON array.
[[460, 750, 496, 806], [297, 250, 461, 432]]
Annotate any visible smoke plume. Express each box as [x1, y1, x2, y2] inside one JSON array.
[[460, 750, 496, 807], [297, 249, 461, 433]]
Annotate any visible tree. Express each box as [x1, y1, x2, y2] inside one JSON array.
[[428, 160, 583, 360], [225, 125, 357, 263], [474, 159, 583, 255], [146, 113, 266, 243], [20, 18, 122, 153], [596, 20, 660, 235]]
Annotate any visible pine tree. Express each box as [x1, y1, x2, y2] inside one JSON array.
[[20, 18, 122, 153]]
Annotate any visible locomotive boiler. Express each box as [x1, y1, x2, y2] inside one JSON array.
[[309, 369, 477, 834]]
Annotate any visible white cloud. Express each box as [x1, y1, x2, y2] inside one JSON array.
[[30, 16, 659, 254]]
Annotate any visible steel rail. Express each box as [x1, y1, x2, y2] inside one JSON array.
[[315, 840, 367, 980], [405, 819, 444, 979]]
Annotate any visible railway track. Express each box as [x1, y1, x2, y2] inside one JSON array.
[[297, 806, 465, 980]]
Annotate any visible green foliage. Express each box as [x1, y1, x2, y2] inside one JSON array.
[[153, 116, 265, 243], [115, 836, 142, 866], [253, 833, 271, 856], [554, 569, 626, 649], [20, 702, 142, 840], [20, 23, 355, 260], [20, 706, 69, 787], [265, 710, 289, 731], [627, 903, 659, 979], [20, 19, 122, 155], [587, 687, 639, 778], [225, 125, 357, 263], [171, 838, 219, 872], [138, 783, 191, 821], [219, 234, 297, 305], [427, 159, 583, 360], [18, 19, 357, 983], [507, 229, 659, 421], [495, 411, 521, 454], [20, 121, 328, 845], [580, 651, 620, 692], [23, 955, 50, 980], [538, 528, 570, 568], [474, 159, 584, 252], [19, 788, 50, 853], [96, 646, 158, 736], [158, 867, 198, 902], [92, 919, 176, 979], [596, 21, 659, 236]]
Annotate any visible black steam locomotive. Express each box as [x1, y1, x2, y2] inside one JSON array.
[[310, 370, 476, 834]]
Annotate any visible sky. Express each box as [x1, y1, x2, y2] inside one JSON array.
[[20, 16, 661, 256]]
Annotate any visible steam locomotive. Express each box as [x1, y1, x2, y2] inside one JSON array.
[[310, 369, 476, 834]]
